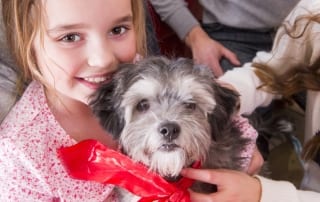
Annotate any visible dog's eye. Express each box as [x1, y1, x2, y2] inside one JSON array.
[[184, 102, 196, 110], [136, 99, 150, 112]]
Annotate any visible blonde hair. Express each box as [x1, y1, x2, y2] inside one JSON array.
[[1, 0, 147, 92], [132, 0, 147, 57], [253, 13, 320, 98]]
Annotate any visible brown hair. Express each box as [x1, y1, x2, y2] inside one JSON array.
[[253, 13, 320, 98], [302, 131, 320, 161], [1, 0, 147, 92], [253, 13, 320, 159]]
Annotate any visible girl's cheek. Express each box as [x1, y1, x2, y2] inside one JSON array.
[[115, 34, 137, 63], [115, 48, 136, 64]]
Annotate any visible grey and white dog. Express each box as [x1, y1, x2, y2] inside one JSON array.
[[90, 56, 253, 195]]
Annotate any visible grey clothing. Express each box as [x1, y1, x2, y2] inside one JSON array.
[[0, 5, 19, 122], [0, 63, 18, 123], [149, 0, 300, 40], [202, 23, 274, 71]]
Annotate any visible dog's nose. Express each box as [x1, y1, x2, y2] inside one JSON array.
[[159, 122, 180, 141]]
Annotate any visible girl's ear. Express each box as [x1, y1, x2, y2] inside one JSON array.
[[89, 79, 125, 139]]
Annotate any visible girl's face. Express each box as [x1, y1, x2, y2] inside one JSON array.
[[33, 0, 136, 104]]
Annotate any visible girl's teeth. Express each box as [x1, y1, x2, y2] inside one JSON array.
[[83, 77, 107, 83]]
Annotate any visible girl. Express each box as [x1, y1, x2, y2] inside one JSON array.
[[183, 0, 320, 201], [0, 0, 146, 201]]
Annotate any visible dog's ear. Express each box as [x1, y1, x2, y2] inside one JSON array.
[[89, 79, 125, 139], [208, 81, 240, 138], [189, 62, 240, 137], [213, 82, 240, 117]]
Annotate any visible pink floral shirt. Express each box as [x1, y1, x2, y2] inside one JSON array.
[[232, 115, 258, 170], [0, 81, 117, 202]]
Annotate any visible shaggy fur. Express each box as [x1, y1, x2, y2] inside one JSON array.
[[90, 56, 252, 195]]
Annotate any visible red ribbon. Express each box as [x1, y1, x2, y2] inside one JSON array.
[[58, 139, 200, 202]]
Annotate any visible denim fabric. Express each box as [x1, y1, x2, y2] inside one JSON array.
[[202, 23, 275, 72]]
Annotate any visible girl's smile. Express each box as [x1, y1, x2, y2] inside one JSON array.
[[76, 72, 114, 90]]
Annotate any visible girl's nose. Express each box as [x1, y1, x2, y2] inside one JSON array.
[[87, 40, 116, 68]]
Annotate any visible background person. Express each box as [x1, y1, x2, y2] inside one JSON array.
[[149, 0, 299, 76]]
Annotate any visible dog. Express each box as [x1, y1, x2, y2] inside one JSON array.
[[89, 56, 256, 198]]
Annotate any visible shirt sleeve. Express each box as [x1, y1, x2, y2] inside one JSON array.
[[219, 64, 279, 115], [148, 0, 200, 39], [256, 175, 320, 202]]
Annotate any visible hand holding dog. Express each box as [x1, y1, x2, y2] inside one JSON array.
[[247, 147, 264, 175], [181, 168, 261, 202]]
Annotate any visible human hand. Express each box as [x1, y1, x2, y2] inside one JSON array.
[[185, 26, 240, 77], [181, 168, 262, 202], [247, 146, 264, 175]]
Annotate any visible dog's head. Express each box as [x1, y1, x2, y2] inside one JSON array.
[[90, 56, 239, 179]]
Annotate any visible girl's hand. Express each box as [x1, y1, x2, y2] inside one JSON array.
[[181, 168, 262, 202], [247, 146, 264, 175]]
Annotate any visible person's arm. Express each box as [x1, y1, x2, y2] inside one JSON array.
[[219, 64, 280, 115], [219, 0, 320, 114], [257, 175, 320, 202], [181, 168, 320, 202], [148, 0, 199, 40], [148, 0, 240, 76], [181, 168, 261, 202]]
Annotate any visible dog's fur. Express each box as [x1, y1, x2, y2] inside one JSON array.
[[90, 56, 253, 196]]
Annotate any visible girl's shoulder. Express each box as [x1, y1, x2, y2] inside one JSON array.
[[0, 81, 69, 152], [1, 81, 49, 134], [0, 80, 74, 146]]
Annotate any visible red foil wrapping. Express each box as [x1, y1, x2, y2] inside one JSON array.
[[58, 139, 200, 202]]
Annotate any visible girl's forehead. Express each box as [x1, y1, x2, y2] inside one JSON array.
[[43, 0, 133, 28]]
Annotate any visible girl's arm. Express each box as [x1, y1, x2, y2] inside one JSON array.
[[219, 64, 279, 115], [257, 175, 320, 202], [181, 168, 320, 202]]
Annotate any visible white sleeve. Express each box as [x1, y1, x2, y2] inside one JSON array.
[[256, 176, 320, 202], [219, 64, 280, 115]]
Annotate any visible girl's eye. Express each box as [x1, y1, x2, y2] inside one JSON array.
[[109, 26, 127, 36], [136, 99, 150, 112], [61, 34, 81, 42]]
